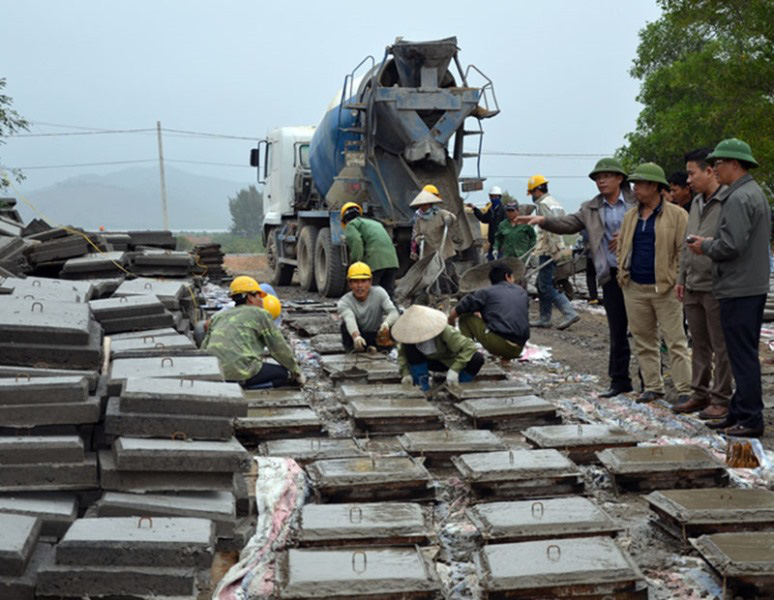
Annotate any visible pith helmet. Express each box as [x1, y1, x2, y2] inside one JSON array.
[[628, 163, 668, 187], [589, 157, 627, 180], [390, 304, 448, 344], [708, 138, 759, 167], [229, 275, 264, 297], [410, 189, 443, 208]]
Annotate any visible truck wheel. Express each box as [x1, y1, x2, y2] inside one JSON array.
[[267, 229, 294, 286], [297, 226, 319, 291], [314, 228, 347, 297]]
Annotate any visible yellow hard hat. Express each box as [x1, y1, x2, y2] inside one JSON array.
[[527, 174, 548, 193], [347, 261, 373, 280], [422, 184, 441, 197], [262, 294, 282, 319], [229, 275, 263, 296], [340, 202, 363, 227]]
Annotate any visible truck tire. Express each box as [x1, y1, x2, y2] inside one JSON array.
[[314, 228, 348, 298], [267, 229, 294, 286], [297, 226, 319, 292]]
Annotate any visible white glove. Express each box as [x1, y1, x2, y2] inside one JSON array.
[[401, 374, 414, 386], [446, 370, 460, 385], [295, 372, 307, 386], [378, 322, 390, 334], [442, 213, 454, 226], [353, 335, 367, 352]]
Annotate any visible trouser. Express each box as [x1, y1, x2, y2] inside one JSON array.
[[601, 271, 632, 389], [536, 255, 576, 323], [586, 257, 598, 300], [340, 323, 390, 353], [243, 362, 292, 389], [459, 314, 524, 360], [372, 268, 397, 300], [719, 295, 766, 429], [683, 289, 733, 406], [403, 343, 484, 389], [622, 281, 691, 394]]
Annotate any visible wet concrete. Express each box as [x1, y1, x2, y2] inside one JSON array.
[[309, 333, 345, 355], [346, 398, 443, 433], [447, 381, 533, 400], [0, 513, 41, 576], [455, 395, 560, 429], [0, 493, 78, 539], [260, 438, 366, 465], [236, 407, 324, 442], [244, 388, 309, 408], [0, 542, 53, 600], [0, 376, 88, 405], [338, 382, 426, 402], [523, 423, 640, 464], [691, 532, 774, 596], [398, 430, 506, 466]]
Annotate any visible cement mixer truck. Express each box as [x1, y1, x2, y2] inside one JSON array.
[[250, 37, 499, 297]]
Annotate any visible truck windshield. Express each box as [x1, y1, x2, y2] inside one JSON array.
[[298, 144, 310, 168]]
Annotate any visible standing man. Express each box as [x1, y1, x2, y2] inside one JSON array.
[[667, 171, 693, 212], [495, 201, 536, 260], [618, 163, 691, 404], [518, 158, 634, 396], [409, 187, 459, 292], [468, 186, 506, 261], [340, 202, 400, 299], [526, 174, 579, 330], [673, 148, 732, 419], [687, 138, 770, 438], [337, 262, 399, 352]]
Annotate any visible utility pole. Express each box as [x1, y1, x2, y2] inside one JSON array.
[[156, 121, 170, 230]]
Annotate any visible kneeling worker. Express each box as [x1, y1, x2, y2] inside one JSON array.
[[448, 263, 529, 360], [337, 262, 400, 352], [392, 304, 484, 390], [203, 276, 304, 388]]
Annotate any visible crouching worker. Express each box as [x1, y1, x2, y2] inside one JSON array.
[[337, 262, 399, 352], [392, 304, 484, 391], [448, 263, 529, 360], [203, 276, 305, 389]]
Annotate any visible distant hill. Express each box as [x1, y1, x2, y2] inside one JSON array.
[[18, 166, 250, 230]]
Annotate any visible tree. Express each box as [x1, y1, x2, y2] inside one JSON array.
[[618, 0, 774, 194], [228, 185, 263, 236], [0, 78, 30, 190]]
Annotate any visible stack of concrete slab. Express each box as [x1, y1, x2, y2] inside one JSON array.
[[0, 493, 79, 540], [128, 249, 194, 277], [36, 516, 215, 598], [0, 235, 30, 274], [23, 233, 89, 270], [89, 294, 174, 334], [192, 242, 226, 282], [60, 251, 128, 279], [236, 406, 324, 444], [112, 276, 198, 330], [0, 513, 54, 600], [107, 354, 223, 395], [126, 229, 177, 250], [0, 298, 103, 369], [110, 331, 198, 358], [1, 275, 91, 303]]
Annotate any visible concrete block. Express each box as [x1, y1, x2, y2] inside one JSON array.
[[523, 423, 641, 464], [260, 438, 366, 465], [109, 327, 180, 341], [113, 277, 188, 309], [109, 356, 223, 394], [0, 319, 103, 371], [110, 333, 196, 358], [61, 251, 126, 273], [0, 542, 54, 600], [1, 276, 94, 301], [99, 311, 176, 334], [346, 398, 443, 433], [0, 297, 91, 345], [0, 376, 88, 405], [236, 407, 323, 442], [233, 473, 253, 518], [105, 397, 234, 440], [244, 387, 308, 408], [691, 532, 774, 596], [398, 430, 506, 466], [0, 493, 78, 538], [215, 516, 255, 552], [120, 377, 246, 417], [113, 436, 249, 472], [448, 380, 533, 400], [0, 367, 98, 393], [0, 435, 84, 464], [0, 513, 41, 576], [455, 395, 560, 429], [0, 397, 101, 428], [89, 294, 166, 319], [10, 288, 84, 303], [338, 382, 426, 402], [0, 454, 98, 492]]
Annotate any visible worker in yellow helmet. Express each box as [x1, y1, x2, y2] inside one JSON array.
[[203, 275, 304, 388], [337, 261, 399, 352]]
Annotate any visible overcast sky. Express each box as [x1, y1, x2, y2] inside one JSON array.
[[1, 0, 662, 215]]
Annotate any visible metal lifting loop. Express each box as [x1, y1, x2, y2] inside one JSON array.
[[171, 431, 187, 441], [650, 446, 664, 455], [531, 501, 544, 518], [137, 516, 153, 529], [155, 342, 165, 348], [160, 357, 174, 368], [31, 279, 41, 287], [15, 373, 31, 382], [119, 297, 128, 303], [546, 544, 561, 562], [143, 336, 155, 343], [351, 550, 367, 574], [508, 450, 515, 465], [179, 377, 194, 387], [349, 506, 363, 524], [30, 301, 44, 313], [310, 438, 321, 451], [144, 282, 153, 289], [577, 424, 583, 436]]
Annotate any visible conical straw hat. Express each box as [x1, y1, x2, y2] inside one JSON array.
[[409, 190, 444, 208], [391, 304, 448, 344]]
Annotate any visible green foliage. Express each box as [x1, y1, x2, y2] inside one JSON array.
[[228, 185, 263, 236], [618, 0, 774, 194], [0, 78, 30, 189]]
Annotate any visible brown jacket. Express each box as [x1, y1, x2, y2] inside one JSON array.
[[617, 198, 688, 293], [677, 186, 727, 292]]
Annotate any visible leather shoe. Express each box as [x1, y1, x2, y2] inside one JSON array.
[[698, 404, 729, 420], [637, 390, 664, 403], [723, 424, 764, 438], [598, 385, 633, 398], [672, 395, 710, 414], [530, 320, 551, 328], [706, 417, 736, 430]]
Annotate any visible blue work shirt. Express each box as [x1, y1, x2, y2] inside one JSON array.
[[630, 203, 662, 285], [601, 192, 627, 268]]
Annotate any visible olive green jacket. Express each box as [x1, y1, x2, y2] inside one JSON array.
[[345, 217, 399, 271], [398, 325, 477, 376], [495, 219, 536, 259]]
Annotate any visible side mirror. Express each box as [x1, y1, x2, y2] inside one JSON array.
[[249, 148, 260, 168]]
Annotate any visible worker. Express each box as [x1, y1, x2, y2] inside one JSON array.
[[337, 262, 399, 352], [495, 201, 536, 260], [392, 304, 484, 391], [409, 187, 459, 292], [202, 275, 304, 389], [467, 186, 506, 261], [340, 202, 400, 299]]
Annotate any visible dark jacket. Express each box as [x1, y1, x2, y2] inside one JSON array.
[[454, 281, 529, 344], [677, 186, 727, 292], [344, 217, 399, 271], [473, 201, 506, 247], [701, 174, 771, 299]]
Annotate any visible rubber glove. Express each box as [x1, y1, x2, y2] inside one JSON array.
[[295, 372, 307, 386], [353, 335, 367, 352], [445, 370, 460, 385], [401, 374, 414, 386]]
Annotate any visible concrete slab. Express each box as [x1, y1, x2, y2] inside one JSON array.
[[398, 430, 506, 466], [236, 407, 323, 442], [276, 546, 440, 599], [309, 333, 344, 354], [0, 318, 103, 371], [61, 251, 126, 273], [0, 493, 78, 538], [113, 277, 188, 309], [109, 355, 223, 394], [0, 367, 98, 393], [597, 445, 729, 492], [109, 327, 180, 341], [320, 353, 392, 380], [0, 397, 101, 428], [0, 454, 98, 492], [298, 502, 430, 547], [0, 543, 54, 600], [0, 436, 84, 464], [307, 456, 432, 502], [244, 388, 309, 408], [89, 296, 168, 321], [98, 449, 235, 493], [120, 377, 246, 417], [356, 436, 407, 455], [0, 376, 88, 405], [216, 515, 256, 552], [0, 297, 91, 345], [452, 449, 584, 500], [0, 513, 41, 576], [691, 532, 774, 596], [261, 438, 366, 465], [99, 311, 176, 334], [646, 488, 774, 541], [286, 316, 342, 337], [338, 382, 426, 402], [95, 491, 236, 538], [105, 397, 234, 440], [110, 333, 196, 358], [476, 537, 647, 598], [346, 398, 443, 434], [455, 395, 560, 430], [56, 516, 214, 568], [448, 380, 533, 400], [467, 496, 621, 543], [113, 436, 249, 472], [10, 288, 84, 303], [523, 424, 640, 464]]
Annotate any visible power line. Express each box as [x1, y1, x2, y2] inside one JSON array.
[[483, 151, 607, 158], [13, 128, 155, 138], [13, 159, 157, 170], [161, 128, 257, 141]]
